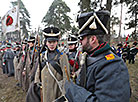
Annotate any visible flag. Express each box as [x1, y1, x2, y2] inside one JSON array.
[[125, 34, 129, 41], [1, 6, 20, 34]]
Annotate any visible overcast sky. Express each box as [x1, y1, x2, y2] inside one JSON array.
[[0, 0, 133, 36], [0, 0, 80, 31]]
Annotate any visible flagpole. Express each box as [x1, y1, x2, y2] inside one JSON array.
[[17, 0, 21, 42]]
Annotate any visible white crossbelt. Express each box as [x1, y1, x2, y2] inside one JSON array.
[[44, 50, 63, 92]]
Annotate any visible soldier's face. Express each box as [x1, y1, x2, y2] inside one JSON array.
[[46, 41, 58, 51], [80, 36, 87, 47], [28, 42, 34, 48], [69, 44, 76, 50], [80, 36, 92, 52], [22, 44, 26, 50]]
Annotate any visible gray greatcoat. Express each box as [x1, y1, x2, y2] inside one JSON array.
[[3, 48, 15, 76], [26, 49, 70, 102], [65, 43, 131, 102]]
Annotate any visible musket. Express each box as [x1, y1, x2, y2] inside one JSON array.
[[16, 34, 26, 63], [36, 27, 44, 102], [72, 44, 81, 72], [22, 36, 29, 89], [37, 35, 43, 102], [64, 65, 70, 82], [22, 40, 29, 69], [37, 35, 42, 81], [30, 34, 38, 69], [72, 41, 82, 82]]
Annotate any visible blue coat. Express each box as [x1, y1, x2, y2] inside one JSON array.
[[65, 43, 130, 102]]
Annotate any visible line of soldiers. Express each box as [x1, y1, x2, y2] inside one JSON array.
[[0, 26, 81, 101], [114, 41, 138, 63], [0, 9, 131, 102]]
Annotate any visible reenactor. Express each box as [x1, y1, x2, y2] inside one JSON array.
[[122, 43, 128, 62], [59, 42, 65, 52], [3, 43, 15, 77], [13, 42, 21, 81], [0, 46, 3, 68], [26, 26, 70, 102], [64, 10, 130, 102], [128, 41, 138, 64], [0, 45, 6, 73], [28, 35, 39, 83], [116, 43, 123, 57], [126, 44, 130, 60], [22, 36, 36, 91], [67, 34, 80, 79], [16, 38, 28, 87]]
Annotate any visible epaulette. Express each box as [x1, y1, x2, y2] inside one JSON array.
[[56, 49, 63, 55], [60, 52, 63, 55], [35, 49, 37, 52], [105, 53, 115, 60]]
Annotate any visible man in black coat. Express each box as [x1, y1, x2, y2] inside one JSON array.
[[65, 10, 131, 102], [129, 41, 138, 64]]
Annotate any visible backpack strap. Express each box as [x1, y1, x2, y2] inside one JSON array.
[[48, 60, 63, 76]]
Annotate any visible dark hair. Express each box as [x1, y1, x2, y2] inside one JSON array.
[[95, 35, 104, 44], [87, 35, 104, 44]]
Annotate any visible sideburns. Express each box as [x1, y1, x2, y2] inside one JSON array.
[[83, 36, 92, 52]]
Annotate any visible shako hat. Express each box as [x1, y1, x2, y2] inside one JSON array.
[[22, 38, 28, 44], [6, 42, 12, 48], [117, 43, 123, 47], [1, 45, 6, 49], [133, 41, 137, 46], [15, 42, 21, 48], [28, 36, 35, 42], [67, 34, 78, 44], [77, 10, 110, 37], [43, 27, 60, 41]]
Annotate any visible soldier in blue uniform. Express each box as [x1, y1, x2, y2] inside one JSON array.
[[122, 43, 128, 62], [128, 41, 138, 64], [116, 43, 123, 57], [64, 10, 131, 102]]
